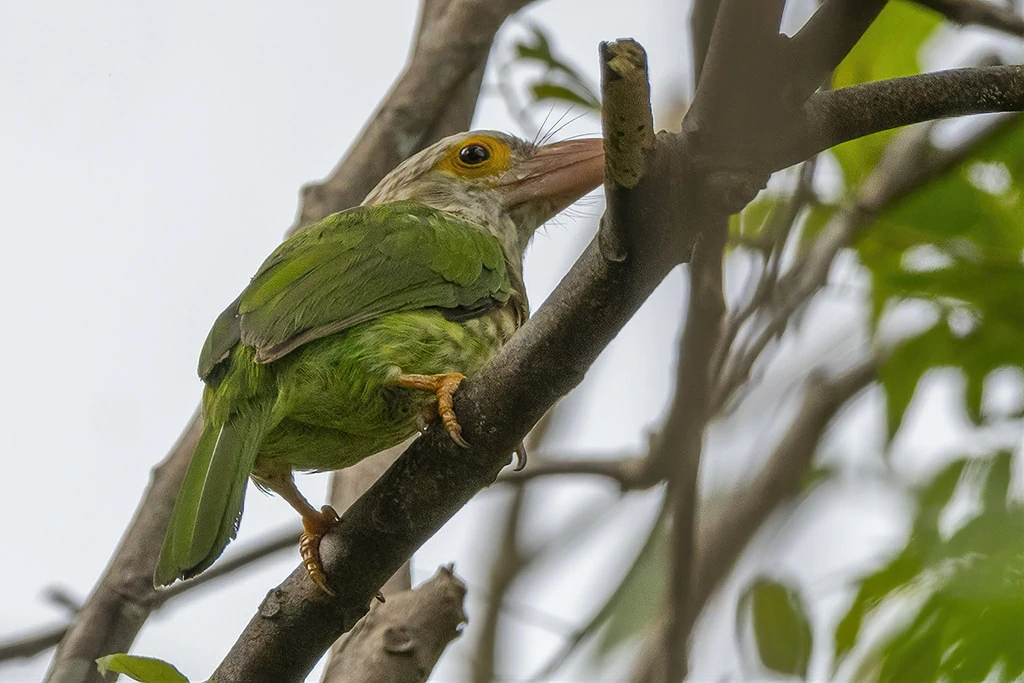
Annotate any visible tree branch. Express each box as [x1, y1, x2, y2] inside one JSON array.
[[43, 2, 530, 681], [498, 453, 652, 489], [294, 0, 534, 229], [44, 415, 201, 683], [318, 565, 467, 683], [785, 0, 888, 100], [914, 0, 1024, 37], [691, 359, 878, 623], [1, 525, 302, 664], [470, 487, 526, 683], [782, 65, 1024, 168], [661, 216, 726, 683], [689, 0, 722, 85]]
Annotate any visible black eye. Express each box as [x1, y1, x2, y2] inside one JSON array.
[[458, 143, 490, 165]]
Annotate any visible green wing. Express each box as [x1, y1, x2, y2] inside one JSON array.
[[198, 201, 511, 379]]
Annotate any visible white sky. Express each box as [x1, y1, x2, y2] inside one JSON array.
[[1, 1, 1021, 682]]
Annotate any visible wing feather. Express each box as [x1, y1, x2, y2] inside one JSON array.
[[198, 201, 511, 376]]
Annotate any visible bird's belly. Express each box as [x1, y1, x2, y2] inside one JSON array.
[[256, 308, 515, 471]]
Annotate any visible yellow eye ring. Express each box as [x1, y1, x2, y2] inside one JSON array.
[[436, 135, 511, 179]]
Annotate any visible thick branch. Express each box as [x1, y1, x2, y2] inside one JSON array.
[[782, 65, 1024, 168], [690, 0, 722, 85], [321, 441, 412, 683], [786, 0, 888, 100]]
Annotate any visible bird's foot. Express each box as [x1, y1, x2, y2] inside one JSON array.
[[300, 505, 341, 596], [395, 372, 469, 447]]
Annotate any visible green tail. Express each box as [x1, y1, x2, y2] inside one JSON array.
[[154, 409, 268, 587]]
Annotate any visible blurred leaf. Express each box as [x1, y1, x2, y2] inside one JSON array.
[[728, 195, 780, 248], [832, 1, 941, 186], [863, 118, 1024, 435], [738, 577, 813, 679], [592, 517, 667, 661], [513, 25, 561, 71], [797, 204, 836, 252], [878, 323, 949, 439], [529, 82, 599, 111], [512, 24, 600, 112], [833, 453, 1024, 680], [833, 545, 924, 668], [96, 654, 189, 683], [913, 458, 969, 539], [799, 462, 841, 493]]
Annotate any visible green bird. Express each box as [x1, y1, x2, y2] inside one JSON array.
[[155, 131, 604, 592]]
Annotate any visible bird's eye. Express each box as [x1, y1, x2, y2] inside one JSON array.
[[458, 143, 490, 165]]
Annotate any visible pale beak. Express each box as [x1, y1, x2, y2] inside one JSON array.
[[497, 138, 605, 215]]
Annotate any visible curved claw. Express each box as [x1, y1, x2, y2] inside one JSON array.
[[396, 372, 469, 448], [300, 505, 341, 596], [512, 441, 528, 471]]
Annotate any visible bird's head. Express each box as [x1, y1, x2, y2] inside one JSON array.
[[363, 130, 605, 263]]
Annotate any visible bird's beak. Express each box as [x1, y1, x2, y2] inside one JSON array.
[[497, 138, 605, 216]]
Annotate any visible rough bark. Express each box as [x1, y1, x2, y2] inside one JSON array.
[[319, 566, 467, 683]]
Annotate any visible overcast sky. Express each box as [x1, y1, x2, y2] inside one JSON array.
[[2, 1, 1021, 682]]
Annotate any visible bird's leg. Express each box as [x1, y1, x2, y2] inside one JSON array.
[[259, 471, 339, 596], [394, 372, 469, 447]]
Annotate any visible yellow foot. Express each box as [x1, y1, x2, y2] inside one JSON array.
[[394, 372, 469, 447], [299, 505, 341, 596]]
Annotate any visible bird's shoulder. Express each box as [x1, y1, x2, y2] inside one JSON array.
[[198, 202, 511, 380]]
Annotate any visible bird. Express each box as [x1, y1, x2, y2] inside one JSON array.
[[154, 130, 605, 593]]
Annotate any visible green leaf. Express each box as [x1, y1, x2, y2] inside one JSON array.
[[797, 204, 836, 252], [865, 118, 1024, 436], [529, 82, 600, 111], [728, 195, 779, 246], [593, 518, 667, 660], [879, 323, 950, 438], [96, 654, 189, 683], [738, 577, 813, 678], [833, 546, 924, 670], [831, 1, 941, 186], [513, 25, 586, 83], [833, 452, 1024, 680], [912, 457, 968, 539], [512, 24, 600, 112]]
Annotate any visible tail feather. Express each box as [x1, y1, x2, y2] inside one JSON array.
[[154, 410, 267, 587]]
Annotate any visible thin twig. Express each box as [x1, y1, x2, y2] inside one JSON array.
[[1, 526, 299, 663], [530, 511, 667, 681], [711, 113, 1022, 414]]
